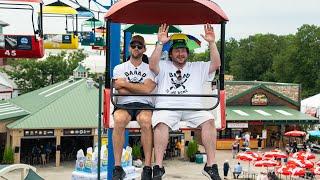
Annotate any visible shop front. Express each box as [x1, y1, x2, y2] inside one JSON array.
[[216, 82, 319, 150]]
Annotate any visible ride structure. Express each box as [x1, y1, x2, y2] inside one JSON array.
[[0, 0, 44, 58], [103, 0, 228, 179], [42, 0, 79, 49]]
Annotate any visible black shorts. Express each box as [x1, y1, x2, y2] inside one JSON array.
[[114, 102, 153, 120]]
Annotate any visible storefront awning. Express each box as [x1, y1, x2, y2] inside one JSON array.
[[227, 106, 319, 123]]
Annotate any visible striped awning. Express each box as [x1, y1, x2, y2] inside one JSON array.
[[227, 106, 319, 122]]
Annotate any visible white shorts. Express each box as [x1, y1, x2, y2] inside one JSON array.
[[152, 110, 214, 131]]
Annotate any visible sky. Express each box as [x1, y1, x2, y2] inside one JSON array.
[[0, 0, 319, 54]]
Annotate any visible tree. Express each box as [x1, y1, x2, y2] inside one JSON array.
[[2, 50, 87, 94]]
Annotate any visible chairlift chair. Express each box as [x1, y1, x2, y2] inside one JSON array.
[[42, 0, 79, 49], [0, 0, 44, 58], [104, 0, 228, 130]]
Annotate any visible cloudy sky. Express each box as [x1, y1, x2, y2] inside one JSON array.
[[1, 0, 319, 53]]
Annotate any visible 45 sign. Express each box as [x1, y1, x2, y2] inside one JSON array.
[[4, 50, 17, 57]]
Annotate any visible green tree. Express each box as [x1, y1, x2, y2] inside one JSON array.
[[2, 50, 87, 94]]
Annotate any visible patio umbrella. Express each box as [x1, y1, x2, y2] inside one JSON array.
[[236, 152, 257, 179], [254, 160, 278, 167], [291, 167, 306, 177], [292, 151, 316, 160], [264, 151, 288, 159], [308, 130, 320, 137], [288, 158, 314, 169], [285, 130, 306, 137], [170, 33, 201, 50], [276, 165, 292, 176], [315, 160, 320, 166], [245, 151, 262, 161]]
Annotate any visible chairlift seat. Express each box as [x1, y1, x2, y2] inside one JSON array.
[[0, 34, 44, 58], [44, 33, 79, 49], [104, 82, 226, 130]]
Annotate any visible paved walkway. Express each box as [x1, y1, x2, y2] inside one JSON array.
[[2, 149, 320, 179]]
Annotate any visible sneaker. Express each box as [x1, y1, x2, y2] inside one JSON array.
[[152, 165, 165, 180], [141, 166, 152, 180], [202, 164, 221, 180], [112, 166, 126, 180]]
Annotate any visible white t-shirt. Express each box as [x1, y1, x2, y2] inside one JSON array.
[[113, 61, 155, 105], [155, 61, 214, 108]]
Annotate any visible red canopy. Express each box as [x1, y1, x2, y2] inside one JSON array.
[[4, 0, 43, 2], [284, 130, 306, 137], [105, 0, 229, 25]]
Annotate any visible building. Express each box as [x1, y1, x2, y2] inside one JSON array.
[[215, 81, 319, 149], [0, 66, 103, 167]]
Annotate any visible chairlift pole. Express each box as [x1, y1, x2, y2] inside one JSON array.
[[97, 76, 102, 180]]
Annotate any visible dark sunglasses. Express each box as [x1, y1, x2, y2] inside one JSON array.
[[176, 70, 182, 80], [130, 43, 143, 50]]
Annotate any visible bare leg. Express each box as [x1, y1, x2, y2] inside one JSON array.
[[136, 110, 153, 167], [153, 123, 169, 167], [113, 109, 131, 166], [200, 119, 216, 166]]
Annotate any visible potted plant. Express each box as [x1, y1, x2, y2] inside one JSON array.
[[132, 144, 142, 160], [187, 140, 198, 162], [2, 147, 14, 164]]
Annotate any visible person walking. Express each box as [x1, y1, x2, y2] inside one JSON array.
[[223, 160, 230, 179]]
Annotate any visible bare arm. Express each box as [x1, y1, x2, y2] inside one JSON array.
[[149, 24, 171, 75], [115, 78, 156, 94], [201, 24, 221, 74]]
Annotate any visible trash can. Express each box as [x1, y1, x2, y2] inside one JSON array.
[[195, 154, 203, 164]]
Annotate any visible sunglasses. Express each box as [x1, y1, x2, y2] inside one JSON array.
[[130, 43, 143, 50], [176, 70, 182, 80]]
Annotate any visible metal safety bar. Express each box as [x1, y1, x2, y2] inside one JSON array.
[[110, 79, 220, 111]]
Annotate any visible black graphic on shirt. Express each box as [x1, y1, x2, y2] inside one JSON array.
[[167, 71, 190, 94], [124, 70, 146, 83]]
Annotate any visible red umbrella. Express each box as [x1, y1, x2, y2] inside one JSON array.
[[277, 165, 292, 176], [292, 151, 316, 160], [291, 167, 306, 176], [254, 160, 278, 167], [236, 152, 256, 179], [236, 152, 257, 161], [288, 158, 314, 169], [284, 130, 306, 137], [245, 151, 262, 160], [264, 151, 288, 159]]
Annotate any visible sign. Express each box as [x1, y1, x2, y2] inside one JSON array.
[[227, 123, 248, 129], [24, 129, 54, 137], [251, 93, 268, 106], [262, 129, 267, 139], [63, 129, 92, 136]]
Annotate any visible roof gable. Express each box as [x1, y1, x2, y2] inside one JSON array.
[[227, 84, 300, 107]]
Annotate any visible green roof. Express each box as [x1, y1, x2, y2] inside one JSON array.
[[73, 64, 87, 73], [7, 79, 102, 129], [227, 106, 319, 122], [226, 84, 300, 107], [0, 101, 29, 121]]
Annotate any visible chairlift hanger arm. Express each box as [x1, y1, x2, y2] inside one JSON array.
[[0, 2, 37, 35]]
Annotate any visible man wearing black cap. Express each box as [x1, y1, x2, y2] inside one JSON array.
[[112, 35, 156, 180], [149, 24, 221, 180]]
